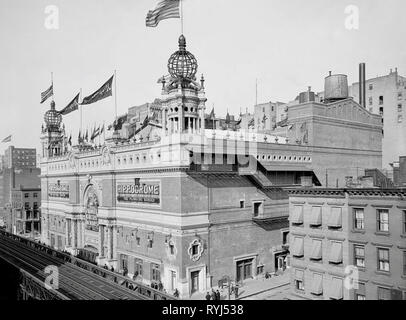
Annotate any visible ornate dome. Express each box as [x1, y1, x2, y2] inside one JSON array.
[[44, 100, 62, 131], [168, 35, 198, 80]]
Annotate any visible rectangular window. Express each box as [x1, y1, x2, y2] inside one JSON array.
[[403, 211, 406, 235], [398, 115, 403, 123], [309, 206, 322, 227], [369, 84, 373, 90], [398, 104, 403, 112], [151, 263, 161, 282], [398, 92, 403, 100], [292, 237, 304, 258], [354, 208, 365, 230], [24, 193, 29, 198], [291, 205, 304, 225], [379, 96, 384, 105], [310, 273, 323, 296], [33, 193, 38, 198], [369, 97, 373, 105], [377, 287, 391, 300], [282, 231, 289, 245], [294, 269, 304, 291], [240, 200, 245, 208], [134, 258, 143, 277], [403, 251, 406, 276], [354, 245, 365, 268], [330, 278, 343, 300], [310, 239, 322, 261], [253, 202, 262, 217], [329, 241, 343, 264], [355, 282, 366, 300], [377, 209, 389, 232], [377, 248, 390, 272], [328, 207, 342, 228]]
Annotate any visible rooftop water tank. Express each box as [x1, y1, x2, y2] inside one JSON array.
[[324, 72, 348, 103], [299, 86, 316, 104]]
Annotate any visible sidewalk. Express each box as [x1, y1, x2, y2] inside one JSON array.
[[189, 271, 290, 300]]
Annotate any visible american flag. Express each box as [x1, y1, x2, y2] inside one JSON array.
[[1, 134, 12, 143], [146, 0, 180, 27], [41, 84, 53, 104]]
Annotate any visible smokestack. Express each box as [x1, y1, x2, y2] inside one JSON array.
[[359, 63, 366, 109]]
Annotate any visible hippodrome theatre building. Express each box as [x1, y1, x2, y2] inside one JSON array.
[[39, 35, 383, 298]]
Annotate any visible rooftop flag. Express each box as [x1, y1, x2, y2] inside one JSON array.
[[81, 75, 114, 105], [146, 0, 180, 27], [41, 84, 53, 104], [59, 92, 80, 115], [1, 135, 12, 143]]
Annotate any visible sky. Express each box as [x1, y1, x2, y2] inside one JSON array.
[[0, 0, 405, 154]]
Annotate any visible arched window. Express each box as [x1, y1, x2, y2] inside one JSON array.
[[84, 186, 99, 232]]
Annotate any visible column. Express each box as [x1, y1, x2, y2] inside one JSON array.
[[81, 217, 86, 247], [106, 225, 111, 260], [112, 226, 117, 261], [200, 109, 205, 133], [72, 219, 77, 248], [98, 225, 105, 258], [162, 108, 167, 137], [65, 218, 70, 247]]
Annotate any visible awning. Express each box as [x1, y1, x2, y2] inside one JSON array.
[[355, 282, 365, 295], [310, 240, 322, 260], [329, 242, 343, 264], [311, 274, 323, 295], [292, 237, 304, 257], [328, 207, 342, 228], [329, 278, 343, 300], [291, 205, 304, 224], [309, 206, 322, 226], [295, 269, 304, 280]]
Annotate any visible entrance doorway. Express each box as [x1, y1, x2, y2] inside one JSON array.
[[274, 253, 287, 272], [190, 271, 200, 294], [236, 259, 253, 282]]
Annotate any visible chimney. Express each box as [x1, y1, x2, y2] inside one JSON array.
[[359, 63, 366, 109]]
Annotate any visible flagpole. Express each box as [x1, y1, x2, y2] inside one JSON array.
[[79, 88, 82, 145], [180, 0, 184, 35], [51, 72, 54, 101], [255, 78, 258, 106], [114, 70, 118, 120]]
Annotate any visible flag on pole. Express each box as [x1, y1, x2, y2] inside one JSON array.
[[85, 129, 89, 141], [59, 92, 80, 115], [146, 0, 180, 27], [100, 123, 105, 135], [68, 134, 72, 146], [78, 130, 82, 144], [91, 125, 100, 141], [1, 135, 12, 143], [41, 84, 53, 104], [209, 108, 215, 119], [81, 75, 114, 105]]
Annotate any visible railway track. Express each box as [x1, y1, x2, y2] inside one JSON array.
[[0, 234, 150, 300]]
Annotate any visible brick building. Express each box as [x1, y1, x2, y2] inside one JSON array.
[[287, 188, 406, 300], [39, 35, 384, 299]]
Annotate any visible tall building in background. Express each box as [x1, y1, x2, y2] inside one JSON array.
[[287, 187, 406, 300], [350, 68, 406, 169], [3, 146, 37, 169], [0, 146, 41, 236]]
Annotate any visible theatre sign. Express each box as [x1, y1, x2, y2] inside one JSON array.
[[48, 183, 70, 199], [116, 181, 160, 205]]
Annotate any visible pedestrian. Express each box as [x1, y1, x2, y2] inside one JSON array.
[[234, 286, 239, 299], [158, 281, 163, 291], [205, 292, 211, 300], [216, 289, 221, 300], [211, 289, 216, 300], [174, 289, 179, 298]]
